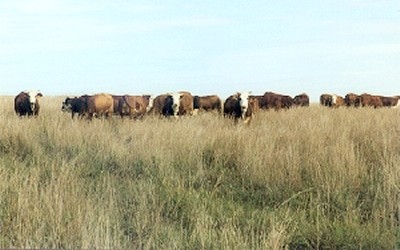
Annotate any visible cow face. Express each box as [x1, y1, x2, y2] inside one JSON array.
[[61, 98, 72, 112], [170, 92, 183, 117], [27, 91, 42, 111], [239, 91, 251, 119], [146, 95, 155, 112]]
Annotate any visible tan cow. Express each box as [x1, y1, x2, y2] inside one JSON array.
[[117, 95, 153, 119], [83, 93, 114, 119]]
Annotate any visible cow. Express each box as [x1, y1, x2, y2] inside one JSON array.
[[360, 93, 383, 108], [81, 93, 114, 119], [320, 94, 333, 107], [117, 95, 154, 119], [148, 94, 174, 117], [61, 96, 88, 119], [293, 93, 310, 107], [14, 91, 43, 116], [381, 96, 400, 107], [224, 91, 255, 124], [344, 93, 361, 107], [258, 92, 293, 110], [193, 95, 222, 114], [331, 94, 345, 108]]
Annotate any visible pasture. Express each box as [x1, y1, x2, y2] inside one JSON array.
[[0, 95, 399, 249]]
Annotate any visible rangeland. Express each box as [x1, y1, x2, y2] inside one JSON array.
[[0, 96, 399, 249]]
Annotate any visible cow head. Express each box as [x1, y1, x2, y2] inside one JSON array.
[[61, 97, 72, 112], [146, 95, 155, 113], [238, 91, 251, 119], [27, 91, 42, 111], [170, 92, 183, 117]]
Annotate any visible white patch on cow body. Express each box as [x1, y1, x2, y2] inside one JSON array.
[[170, 92, 183, 117], [394, 99, 400, 108]]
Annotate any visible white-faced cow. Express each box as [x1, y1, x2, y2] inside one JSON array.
[[14, 91, 43, 116], [224, 91, 255, 124]]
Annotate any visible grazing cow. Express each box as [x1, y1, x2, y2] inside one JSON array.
[[344, 93, 361, 107], [61, 96, 88, 119], [320, 94, 333, 107], [14, 91, 43, 116], [360, 93, 383, 108], [258, 92, 293, 110], [81, 93, 114, 119], [331, 94, 345, 108], [381, 96, 400, 107], [224, 91, 255, 124], [149, 94, 174, 117], [117, 95, 153, 119], [293, 93, 310, 107], [193, 95, 222, 114]]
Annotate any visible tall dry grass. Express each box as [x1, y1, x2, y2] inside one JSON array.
[[0, 95, 399, 248]]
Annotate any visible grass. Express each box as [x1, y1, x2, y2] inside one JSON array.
[[0, 95, 399, 249]]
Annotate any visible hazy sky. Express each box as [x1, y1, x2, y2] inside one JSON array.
[[1, 0, 399, 101]]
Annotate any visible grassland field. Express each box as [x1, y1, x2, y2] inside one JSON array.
[[0, 95, 399, 249]]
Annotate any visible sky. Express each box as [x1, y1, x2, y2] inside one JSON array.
[[1, 0, 399, 102]]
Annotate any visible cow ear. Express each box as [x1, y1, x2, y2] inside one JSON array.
[[37, 92, 43, 97]]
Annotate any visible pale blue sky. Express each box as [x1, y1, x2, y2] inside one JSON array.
[[1, 0, 399, 101]]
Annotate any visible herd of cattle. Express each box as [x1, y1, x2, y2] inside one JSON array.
[[13, 91, 400, 123]]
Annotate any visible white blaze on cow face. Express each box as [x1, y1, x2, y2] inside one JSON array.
[[332, 94, 338, 106], [171, 92, 183, 117], [239, 91, 251, 119], [146, 95, 155, 112], [27, 90, 42, 111]]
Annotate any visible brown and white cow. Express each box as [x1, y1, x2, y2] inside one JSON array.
[[193, 95, 222, 114], [14, 91, 43, 116], [331, 94, 345, 108], [148, 94, 174, 117], [61, 96, 88, 119], [293, 93, 310, 107], [81, 93, 114, 119], [224, 91, 255, 124]]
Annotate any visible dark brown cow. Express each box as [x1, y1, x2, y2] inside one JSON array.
[[344, 93, 361, 107], [149, 94, 174, 117], [111, 95, 124, 115], [14, 91, 43, 116], [61, 96, 88, 119], [81, 93, 114, 119], [381, 96, 400, 107], [224, 91, 255, 124], [117, 95, 153, 119], [193, 95, 222, 114], [293, 93, 310, 107], [360, 93, 383, 108], [320, 94, 333, 107], [259, 92, 293, 110]]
